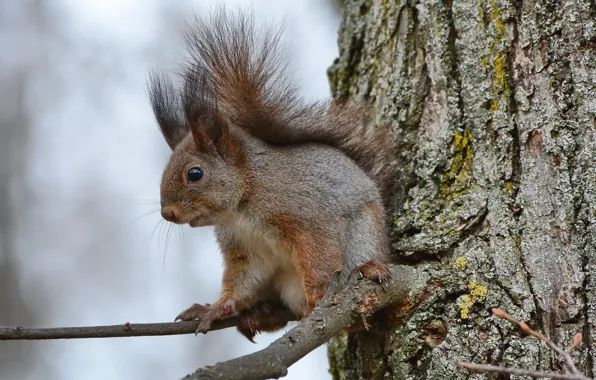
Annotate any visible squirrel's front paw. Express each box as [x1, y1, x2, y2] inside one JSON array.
[[174, 303, 211, 322], [357, 260, 392, 283], [175, 302, 234, 335]]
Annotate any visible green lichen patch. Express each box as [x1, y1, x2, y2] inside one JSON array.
[[440, 129, 476, 202], [478, 0, 512, 113], [453, 256, 468, 271], [456, 280, 488, 319]]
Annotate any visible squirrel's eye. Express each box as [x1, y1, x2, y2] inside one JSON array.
[[187, 167, 203, 183]]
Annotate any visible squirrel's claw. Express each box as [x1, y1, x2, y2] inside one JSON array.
[[357, 260, 392, 284], [237, 313, 261, 343], [195, 318, 214, 335], [237, 323, 258, 344]]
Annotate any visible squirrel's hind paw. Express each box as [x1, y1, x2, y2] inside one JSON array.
[[236, 300, 290, 343], [357, 260, 392, 283]]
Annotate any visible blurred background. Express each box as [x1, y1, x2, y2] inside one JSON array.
[[0, 0, 341, 378]]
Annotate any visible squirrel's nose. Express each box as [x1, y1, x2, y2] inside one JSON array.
[[161, 206, 179, 223]]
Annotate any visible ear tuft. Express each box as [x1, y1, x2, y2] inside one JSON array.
[[181, 65, 231, 156], [147, 71, 188, 150], [148, 64, 241, 161]]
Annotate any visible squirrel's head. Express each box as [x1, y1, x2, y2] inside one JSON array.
[[149, 70, 247, 228]]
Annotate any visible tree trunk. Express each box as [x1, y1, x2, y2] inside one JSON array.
[[327, 0, 596, 378]]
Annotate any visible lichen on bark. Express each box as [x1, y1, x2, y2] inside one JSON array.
[[327, 0, 596, 378]]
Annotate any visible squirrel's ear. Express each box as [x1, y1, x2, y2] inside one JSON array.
[[188, 114, 233, 158], [147, 71, 188, 150]]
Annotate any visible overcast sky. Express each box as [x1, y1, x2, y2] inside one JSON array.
[[1, 0, 341, 379]]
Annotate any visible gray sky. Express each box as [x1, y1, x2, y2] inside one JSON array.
[[2, 0, 341, 379]]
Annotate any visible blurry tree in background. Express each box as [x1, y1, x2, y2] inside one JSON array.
[[328, 0, 596, 378], [0, 1, 49, 377], [0, 75, 37, 379]]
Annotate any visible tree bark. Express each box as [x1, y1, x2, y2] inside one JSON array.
[[327, 0, 596, 378]]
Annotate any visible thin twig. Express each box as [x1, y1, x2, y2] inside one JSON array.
[[493, 308, 583, 375], [457, 309, 592, 380], [0, 309, 296, 341], [457, 361, 591, 380]]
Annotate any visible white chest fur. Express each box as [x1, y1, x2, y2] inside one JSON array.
[[225, 214, 306, 315]]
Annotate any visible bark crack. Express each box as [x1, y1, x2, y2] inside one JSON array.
[[515, 230, 543, 323], [507, 0, 542, 329], [492, 273, 526, 309], [443, 0, 466, 130]]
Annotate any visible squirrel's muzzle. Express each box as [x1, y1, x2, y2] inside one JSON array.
[[161, 206, 179, 223]]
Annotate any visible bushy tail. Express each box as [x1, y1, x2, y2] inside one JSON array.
[[181, 6, 396, 202]]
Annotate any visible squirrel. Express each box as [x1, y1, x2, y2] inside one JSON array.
[[148, 7, 396, 342]]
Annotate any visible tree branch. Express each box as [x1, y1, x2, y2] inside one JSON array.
[[183, 264, 429, 380], [0, 264, 428, 380], [0, 309, 297, 341]]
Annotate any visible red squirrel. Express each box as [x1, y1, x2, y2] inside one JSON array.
[[148, 7, 396, 342]]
